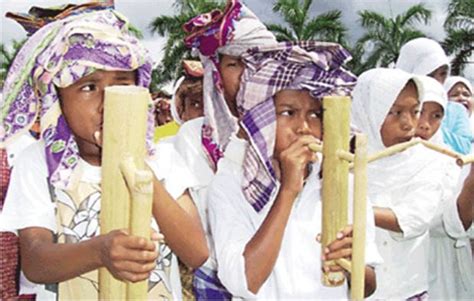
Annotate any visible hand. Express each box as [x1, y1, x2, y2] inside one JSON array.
[[99, 229, 158, 282], [278, 135, 320, 195], [318, 225, 353, 273]]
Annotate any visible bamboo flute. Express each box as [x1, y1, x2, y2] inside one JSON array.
[[100, 85, 151, 300], [321, 96, 351, 286], [350, 134, 368, 300]]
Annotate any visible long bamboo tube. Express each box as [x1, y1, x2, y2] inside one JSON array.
[[120, 157, 154, 300], [351, 134, 368, 300], [420, 140, 462, 160], [100, 85, 151, 300], [321, 96, 351, 286], [457, 154, 474, 166], [348, 138, 421, 169]]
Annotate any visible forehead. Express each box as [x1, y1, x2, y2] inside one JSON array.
[[274, 89, 320, 106], [450, 82, 471, 93], [392, 82, 419, 107]]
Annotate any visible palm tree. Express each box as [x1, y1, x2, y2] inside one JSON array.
[[442, 0, 473, 75], [354, 4, 431, 74], [0, 39, 26, 88], [267, 0, 347, 45], [149, 0, 225, 90]]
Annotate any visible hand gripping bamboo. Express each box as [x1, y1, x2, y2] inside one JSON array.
[[100, 85, 152, 300]]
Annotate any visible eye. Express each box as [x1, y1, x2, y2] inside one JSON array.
[[433, 112, 444, 119], [309, 110, 322, 119], [388, 110, 401, 116], [192, 101, 202, 109], [279, 109, 294, 116], [80, 83, 96, 92]]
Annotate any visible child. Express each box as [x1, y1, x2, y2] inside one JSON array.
[[0, 4, 207, 300], [171, 60, 205, 124], [156, 1, 278, 299], [416, 76, 474, 299], [152, 91, 174, 126], [395, 37, 472, 154], [207, 41, 382, 299], [445, 76, 474, 132], [351, 68, 444, 299]]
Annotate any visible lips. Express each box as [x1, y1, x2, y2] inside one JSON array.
[[397, 136, 413, 143]]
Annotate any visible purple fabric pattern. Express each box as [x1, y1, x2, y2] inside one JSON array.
[[1, 9, 153, 190], [238, 41, 357, 211]]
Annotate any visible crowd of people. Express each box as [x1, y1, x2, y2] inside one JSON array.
[[0, 0, 473, 300]]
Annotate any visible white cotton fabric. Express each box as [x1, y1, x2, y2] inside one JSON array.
[[170, 76, 186, 125], [395, 37, 450, 75], [351, 68, 444, 299], [444, 76, 473, 96], [207, 138, 382, 300], [0, 141, 182, 300], [418, 75, 448, 145]]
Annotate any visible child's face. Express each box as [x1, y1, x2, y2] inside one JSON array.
[[155, 99, 173, 126], [274, 90, 322, 159], [218, 54, 245, 117], [58, 70, 136, 164], [181, 93, 204, 122], [448, 82, 473, 115], [428, 65, 449, 84], [416, 102, 444, 140], [380, 82, 420, 147]]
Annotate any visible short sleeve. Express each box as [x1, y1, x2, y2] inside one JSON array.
[[0, 142, 57, 234]]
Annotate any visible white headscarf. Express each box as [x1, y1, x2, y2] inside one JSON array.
[[396, 38, 450, 76], [418, 75, 448, 144], [444, 76, 473, 96], [351, 68, 440, 195], [170, 76, 186, 125]]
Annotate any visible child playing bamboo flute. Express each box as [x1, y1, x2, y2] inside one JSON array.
[[351, 68, 445, 300], [207, 41, 382, 300], [0, 4, 207, 300]]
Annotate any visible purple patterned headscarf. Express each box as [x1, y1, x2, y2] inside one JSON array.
[[238, 41, 357, 212], [184, 0, 277, 170], [0, 8, 154, 190]]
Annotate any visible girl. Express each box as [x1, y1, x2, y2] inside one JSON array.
[[445, 76, 474, 132], [416, 76, 474, 299], [207, 41, 381, 299], [395, 37, 472, 155], [0, 4, 207, 299], [351, 68, 444, 299]]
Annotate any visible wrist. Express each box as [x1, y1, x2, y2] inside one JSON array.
[[278, 184, 299, 203], [89, 235, 106, 268]]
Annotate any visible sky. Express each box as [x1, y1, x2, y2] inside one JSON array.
[[1, 0, 471, 80]]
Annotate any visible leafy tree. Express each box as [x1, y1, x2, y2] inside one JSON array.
[[442, 0, 473, 75], [149, 0, 225, 90], [354, 4, 431, 74], [267, 0, 347, 45]]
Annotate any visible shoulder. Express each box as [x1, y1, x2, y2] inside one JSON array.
[[13, 140, 47, 176]]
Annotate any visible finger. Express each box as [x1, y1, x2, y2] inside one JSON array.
[[114, 259, 157, 274], [325, 248, 352, 261], [315, 233, 321, 242], [322, 264, 344, 273], [326, 237, 353, 252], [123, 236, 156, 251], [119, 271, 152, 283], [336, 225, 353, 240], [151, 231, 165, 243]]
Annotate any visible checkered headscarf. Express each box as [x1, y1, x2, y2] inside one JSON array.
[[238, 41, 357, 212]]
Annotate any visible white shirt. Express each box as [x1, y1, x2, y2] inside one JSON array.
[[367, 152, 444, 300], [208, 138, 382, 300], [0, 141, 182, 300]]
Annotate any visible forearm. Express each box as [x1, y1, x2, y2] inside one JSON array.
[[457, 175, 474, 230], [373, 207, 402, 233], [19, 228, 102, 283], [364, 266, 376, 297], [243, 188, 296, 294], [152, 180, 208, 268]]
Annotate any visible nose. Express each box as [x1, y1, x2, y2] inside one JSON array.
[[296, 118, 311, 135], [400, 112, 416, 132], [417, 117, 430, 132]]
